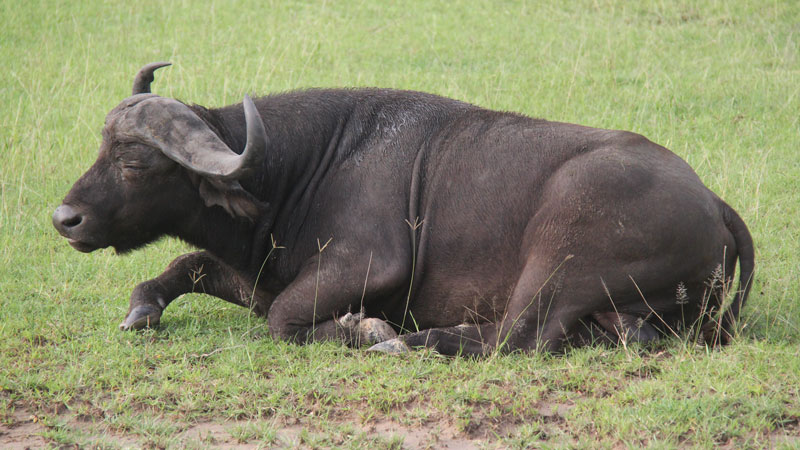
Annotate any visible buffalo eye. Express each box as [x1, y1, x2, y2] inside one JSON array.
[[115, 156, 148, 170], [112, 143, 157, 172], [121, 163, 147, 172], [113, 153, 152, 181], [110, 141, 177, 179]]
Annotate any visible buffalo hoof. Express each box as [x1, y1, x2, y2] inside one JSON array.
[[367, 338, 410, 354], [357, 318, 398, 346], [337, 312, 398, 347], [337, 311, 365, 329], [119, 304, 162, 330]]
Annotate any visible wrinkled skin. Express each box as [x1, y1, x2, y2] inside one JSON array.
[[53, 65, 754, 355]]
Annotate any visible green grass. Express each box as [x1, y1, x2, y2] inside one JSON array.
[[1, 0, 799, 447]]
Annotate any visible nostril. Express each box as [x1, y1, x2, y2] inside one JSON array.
[[53, 205, 83, 230], [63, 214, 82, 228]]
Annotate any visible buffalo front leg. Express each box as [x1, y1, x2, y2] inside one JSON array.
[[119, 251, 269, 330]]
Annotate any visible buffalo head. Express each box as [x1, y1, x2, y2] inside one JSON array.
[[53, 63, 268, 253]]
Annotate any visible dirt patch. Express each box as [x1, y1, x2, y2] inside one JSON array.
[[536, 400, 573, 421], [181, 421, 235, 444], [0, 409, 51, 450], [0, 404, 501, 449], [768, 416, 800, 448], [369, 420, 482, 449], [178, 417, 486, 448]]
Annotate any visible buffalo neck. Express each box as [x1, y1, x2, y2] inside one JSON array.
[[184, 91, 360, 274]]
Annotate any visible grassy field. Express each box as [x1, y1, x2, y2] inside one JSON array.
[[1, 0, 799, 448]]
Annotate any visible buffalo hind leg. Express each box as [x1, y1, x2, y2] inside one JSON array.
[[266, 249, 403, 348], [590, 312, 661, 345], [370, 323, 498, 356], [119, 251, 268, 330], [372, 312, 661, 355], [374, 257, 604, 356]]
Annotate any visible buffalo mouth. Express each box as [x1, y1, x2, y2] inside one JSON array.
[[66, 238, 101, 253]]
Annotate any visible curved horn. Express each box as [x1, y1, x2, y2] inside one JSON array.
[[115, 95, 267, 181], [132, 62, 171, 95]]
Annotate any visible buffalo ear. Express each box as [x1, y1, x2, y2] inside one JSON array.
[[198, 178, 266, 222]]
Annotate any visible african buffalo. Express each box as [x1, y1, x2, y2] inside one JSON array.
[[53, 62, 754, 355]]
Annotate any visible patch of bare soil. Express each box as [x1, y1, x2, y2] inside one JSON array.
[[367, 420, 482, 449], [0, 409, 49, 450], [768, 416, 800, 448], [171, 416, 491, 448], [1, 403, 508, 449], [23, 399, 799, 448]]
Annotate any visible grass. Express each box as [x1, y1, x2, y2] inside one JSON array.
[[1, 0, 799, 447]]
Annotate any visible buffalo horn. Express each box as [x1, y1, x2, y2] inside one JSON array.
[[117, 95, 267, 181], [132, 62, 172, 95], [194, 94, 268, 180]]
